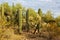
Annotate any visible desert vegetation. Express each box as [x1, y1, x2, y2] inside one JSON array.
[[0, 2, 60, 40]]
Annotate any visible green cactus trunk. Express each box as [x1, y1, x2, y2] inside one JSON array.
[[38, 8, 42, 17], [1, 4, 5, 26], [10, 8, 13, 26], [11, 3, 15, 26], [1, 4, 4, 19], [18, 9, 22, 33], [26, 9, 29, 32]]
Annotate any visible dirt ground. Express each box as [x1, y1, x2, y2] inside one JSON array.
[[0, 26, 60, 40]]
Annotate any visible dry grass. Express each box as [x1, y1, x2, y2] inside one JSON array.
[[0, 25, 60, 40]]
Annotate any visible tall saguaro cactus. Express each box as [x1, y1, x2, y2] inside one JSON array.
[[26, 9, 29, 32], [1, 4, 5, 26], [38, 8, 42, 17], [1, 4, 4, 18], [18, 9, 22, 33], [11, 3, 14, 26]]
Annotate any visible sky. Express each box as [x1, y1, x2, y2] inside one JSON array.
[[0, 0, 60, 17]]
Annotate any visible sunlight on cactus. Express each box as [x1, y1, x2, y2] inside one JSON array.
[[0, 2, 60, 40]]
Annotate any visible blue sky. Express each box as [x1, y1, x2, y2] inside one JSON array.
[[0, 0, 60, 17]]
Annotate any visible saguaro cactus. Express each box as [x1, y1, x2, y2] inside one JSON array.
[[11, 3, 15, 26], [1, 4, 4, 18], [38, 8, 42, 17], [10, 7, 13, 26], [18, 9, 22, 33], [26, 9, 29, 32], [1, 4, 5, 26]]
